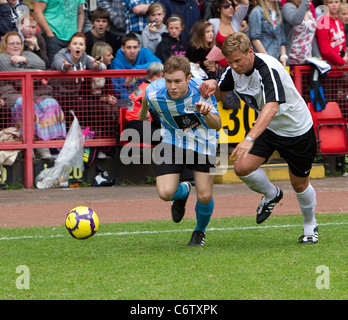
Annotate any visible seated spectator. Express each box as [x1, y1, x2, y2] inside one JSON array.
[[110, 32, 161, 105], [84, 8, 122, 56], [155, 14, 187, 63], [18, 12, 50, 69], [50, 32, 105, 128], [0, 0, 30, 38], [186, 20, 218, 79], [96, 0, 126, 37], [141, 2, 167, 53], [125, 62, 163, 145], [159, 0, 201, 43], [249, 0, 287, 66], [0, 31, 66, 160], [282, 0, 321, 65], [90, 41, 118, 141], [316, 0, 347, 66]]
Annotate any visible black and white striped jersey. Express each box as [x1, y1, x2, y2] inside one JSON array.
[[218, 53, 313, 137]]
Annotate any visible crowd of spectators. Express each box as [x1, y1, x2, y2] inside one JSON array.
[[1, 0, 348, 160]]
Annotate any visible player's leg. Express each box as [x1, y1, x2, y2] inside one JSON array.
[[187, 170, 215, 246], [156, 173, 181, 201], [289, 171, 318, 244], [234, 153, 282, 224]]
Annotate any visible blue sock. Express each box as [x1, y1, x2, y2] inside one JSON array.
[[172, 182, 189, 201], [194, 199, 214, 233]]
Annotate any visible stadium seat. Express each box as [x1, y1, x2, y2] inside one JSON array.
[[307, 102, 348, 155]]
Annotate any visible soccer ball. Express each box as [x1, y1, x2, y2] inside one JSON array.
[[65, 206, 99, 240]]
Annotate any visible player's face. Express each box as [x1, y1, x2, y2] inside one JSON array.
[[165, 70, 191, 99], [121, 40, 140, 64], [225, 47, 254, 75]]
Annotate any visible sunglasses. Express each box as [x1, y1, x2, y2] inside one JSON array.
[[221, 3, 235, 9]]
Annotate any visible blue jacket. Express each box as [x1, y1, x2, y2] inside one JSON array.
[[110, 47, 161, 70], [110, 48, 161, 101]]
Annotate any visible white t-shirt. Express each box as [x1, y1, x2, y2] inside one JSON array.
[[218, 53, 313, 137]]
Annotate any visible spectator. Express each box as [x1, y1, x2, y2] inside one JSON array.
[[96, 0, 126, 36], [125, 62, 163, 145], [141, 2, 167, 53], [50, 32, 105, 127], [249, 0, 287, 66], [186, 20, 218, 79], [209, 0, 249, 68], [110, 32, 161, 104], [282, 0, 321, 65], [84, 8, 122, 56], [316, 0, 347, 66], [0, 0, 30, 38], [34, 0, 85, 64], [124, 0, 154, 36], [339, 3, 348, 47], [159, 0, 201, 43], [155, 14, 187, 63], [89, 41, 118, 153], [0, 31, 66, 160], [18, 12, 50, 69]]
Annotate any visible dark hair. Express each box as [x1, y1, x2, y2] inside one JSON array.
[[121, 33, 140, 46], [91, 8, 110, 24], [164, 55, 191, 78], [212, 0, 236, 18]]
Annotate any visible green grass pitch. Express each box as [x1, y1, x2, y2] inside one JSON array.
[[0, 212, 347, 300]]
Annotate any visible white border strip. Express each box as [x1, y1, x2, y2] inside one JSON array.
[[0, 222, 347, 241]]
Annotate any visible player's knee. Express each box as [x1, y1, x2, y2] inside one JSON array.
[[157, 189, 175, 202], [197, 193, 212, 205]]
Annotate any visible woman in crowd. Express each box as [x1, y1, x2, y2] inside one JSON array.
[[50, 32, 105, 128], [249, 0, 287, 66], [209, 0, 249, 68], [282, 0, 320, 65], [0, 31, 66, 160], [315, 0, 348, 66]]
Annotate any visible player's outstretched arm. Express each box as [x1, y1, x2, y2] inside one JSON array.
[[195, 101, 221, 131], [138, 96, 151, 121]]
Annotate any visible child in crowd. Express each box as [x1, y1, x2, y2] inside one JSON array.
[[186, 20, 219, 79], [155, 14, 187, 63], [141, 2, 167, 53]]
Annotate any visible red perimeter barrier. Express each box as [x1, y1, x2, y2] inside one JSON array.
[[0, 69, 146, 188]]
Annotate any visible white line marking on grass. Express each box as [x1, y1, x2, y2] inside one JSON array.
[[0, 222, 347, 241]]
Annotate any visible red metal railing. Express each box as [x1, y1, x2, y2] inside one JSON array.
[[0, 69, 147, 187], [2, 65, 348, 188]]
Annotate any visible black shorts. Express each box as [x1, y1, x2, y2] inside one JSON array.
[[249, 127, 317, 177], [154, 143, 216, 177]]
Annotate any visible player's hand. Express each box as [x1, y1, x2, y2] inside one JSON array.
[[230, 138, 254, 162], [138, 110, 151, 121], [199, 79, 218, 99], [195, 100, 213, 116]]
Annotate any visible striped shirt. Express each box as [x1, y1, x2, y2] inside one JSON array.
[[219, 53, 313, 137], [145, 78, 219, 156]]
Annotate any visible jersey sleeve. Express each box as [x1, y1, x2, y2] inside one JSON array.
[[218, 67, 235, 92]]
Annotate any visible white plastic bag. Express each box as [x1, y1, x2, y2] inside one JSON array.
[[35, 111, 85, 189]]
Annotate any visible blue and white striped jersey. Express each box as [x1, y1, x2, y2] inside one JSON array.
[[145, 77, 219, 156]]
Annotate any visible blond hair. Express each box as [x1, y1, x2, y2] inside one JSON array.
[[0, 31, 24, 54], [258, 0, 282, 25], [222, 32, 251, 57], [164, 55, 191, 78]]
